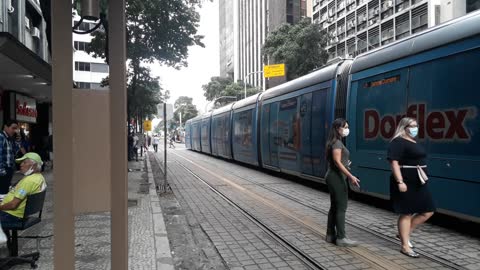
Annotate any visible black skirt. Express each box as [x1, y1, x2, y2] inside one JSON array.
[[390, 168, 436, 214]]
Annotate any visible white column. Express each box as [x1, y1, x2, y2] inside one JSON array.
[[233, 0, 240, 82]]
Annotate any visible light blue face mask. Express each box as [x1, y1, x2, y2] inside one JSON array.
[[409, 127, 419, 138]]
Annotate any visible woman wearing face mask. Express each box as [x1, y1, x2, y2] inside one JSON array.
[[387, 117, 435, 258], [325, 118, 360, 247]]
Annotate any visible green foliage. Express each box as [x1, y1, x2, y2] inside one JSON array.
[[79, 0, 207, 131], [263, 18, 329, 80], [127, 63, 164, 119], [202, 77, 260, 108], [173, 96, 199, 125], [87, 0, 205, 68], [202, 77, 233, 101]]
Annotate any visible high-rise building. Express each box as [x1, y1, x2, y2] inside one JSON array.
[[219, 0, 309, 90], [219, 0, 235, 79], [312, 0, 480, 60], [73, 16, 109, 90]]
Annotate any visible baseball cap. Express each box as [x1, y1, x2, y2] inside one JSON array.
[[15, 152, 43, 165]]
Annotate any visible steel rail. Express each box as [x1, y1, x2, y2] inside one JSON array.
[[176, 150, 467, 270]]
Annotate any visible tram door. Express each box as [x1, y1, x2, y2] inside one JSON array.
[[311, 89, 328, 178], [300, 93, 313, 175]]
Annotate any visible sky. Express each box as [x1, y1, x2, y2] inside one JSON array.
[[150, 0, 220, 116]]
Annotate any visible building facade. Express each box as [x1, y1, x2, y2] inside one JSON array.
[[312, 0, 480, 60], [73, 16, 109, 89], [219, 0, 235, 78], [0, 0, 52, 149], [219, 0, 308, 90]]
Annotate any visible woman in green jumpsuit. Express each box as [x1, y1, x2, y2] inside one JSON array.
[[325, 118, 360, 247]]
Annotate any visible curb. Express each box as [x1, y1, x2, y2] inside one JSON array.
[[145, 152, 174, 270]]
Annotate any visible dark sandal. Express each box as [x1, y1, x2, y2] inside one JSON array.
[[401, 249, 420, 258]]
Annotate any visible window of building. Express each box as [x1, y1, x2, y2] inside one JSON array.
[[73, 21, 92, 31], [75, 61, 91, 71], [75, 82, 91, 88], [74, 41, 89, 51], [467, 0, 480, 13], [396, 0, 409, 13], [91, 63, 109, 73], [411, 3, 428, 33]]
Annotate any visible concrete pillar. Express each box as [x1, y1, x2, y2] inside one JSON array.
[[52, 0, 127, 268], [52, 0, 75, 268], [109, 0, 128, 268]]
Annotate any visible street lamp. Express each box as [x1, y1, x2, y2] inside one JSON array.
[[173, 105, 185, 128], [205, 96, 237, 112], [243, 71, 264, 99]]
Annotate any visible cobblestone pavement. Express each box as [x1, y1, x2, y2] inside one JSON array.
[[179, 149, 480, 270], [156, 145, 480, 270], [6, 154, 170, 270], [153, 152, 310, 270]]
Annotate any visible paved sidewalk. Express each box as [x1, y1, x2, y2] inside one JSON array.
[[6, 153, 172, 269]]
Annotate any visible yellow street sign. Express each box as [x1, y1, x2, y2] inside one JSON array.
[[264, 63, 285, 78], [143, 120, 152, 131]]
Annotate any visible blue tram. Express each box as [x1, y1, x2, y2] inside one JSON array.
[[185, 12, 480, 222]]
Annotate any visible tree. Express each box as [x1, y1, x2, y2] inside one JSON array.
[[263, 18, 329, 80], [173, 96, 199, 126], [127, 64, 165, 131], [87, 0, 205, 67], [202, 77, 260, 108], [85, 0, 207, 133], [202, 77, 233, 101]]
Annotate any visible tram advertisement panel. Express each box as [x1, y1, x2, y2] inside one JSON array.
[[357, 52, 479, 159]]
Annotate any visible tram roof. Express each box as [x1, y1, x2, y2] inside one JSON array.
[[188, 115, 203, 123], [232, 93, 260, 110], [201, 111, 213, 120], [212, 103, 235, 116], [351, 10, 480, 74], [260, 62, 341, 101]]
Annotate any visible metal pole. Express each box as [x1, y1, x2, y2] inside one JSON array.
[[140, 111, 143, 157], [244, 75, 247, 99], [163, 103, 167, 179], [179, 111, 182, 128]]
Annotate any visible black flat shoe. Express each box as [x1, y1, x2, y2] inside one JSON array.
[[401, 249, 420, 258]]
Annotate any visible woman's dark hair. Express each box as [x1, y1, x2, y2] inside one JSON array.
[[326, 118, 348, 164]]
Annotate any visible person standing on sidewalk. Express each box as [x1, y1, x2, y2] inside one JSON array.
[[325, 118, 360, 247], [388, 117, 435, 258], [152, 135, 159, 152], [0, 120, 19, 195]]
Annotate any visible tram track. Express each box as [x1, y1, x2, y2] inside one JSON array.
[[178, 162, 326, 270], [171, 152, 409, 270], [172, 150, 467, 270]]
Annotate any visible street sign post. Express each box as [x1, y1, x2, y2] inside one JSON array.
[[143, 120, 152, 131], [157, 103, 173, 121], [264, 63, 285, 78]]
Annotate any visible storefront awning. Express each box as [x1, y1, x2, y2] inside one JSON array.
[[0, 32, 51, 102]]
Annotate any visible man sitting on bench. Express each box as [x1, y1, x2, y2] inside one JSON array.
[[0, 153, 46, 243]]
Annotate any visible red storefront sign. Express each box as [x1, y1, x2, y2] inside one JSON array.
[[15, 94, 37, 123]]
